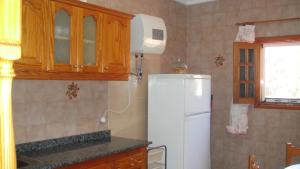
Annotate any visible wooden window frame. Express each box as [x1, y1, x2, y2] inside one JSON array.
[[255, 35, 300, 109], [233, 35, 300, 109]]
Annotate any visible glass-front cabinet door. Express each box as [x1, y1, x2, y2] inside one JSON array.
[[78, 9, 102, 73], [50, 2, 77, 72]]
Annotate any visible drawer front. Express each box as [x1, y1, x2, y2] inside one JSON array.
[[57, 147, 147, 169], [115, 152, 145, 169]]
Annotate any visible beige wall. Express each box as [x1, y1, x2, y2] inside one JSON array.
[[12, 80, 107, 143], [108, 56, 160, 140], [186, 0, 300, 169], [12, 80, 108, 144]]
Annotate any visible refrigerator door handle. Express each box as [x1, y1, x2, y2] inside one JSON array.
[[185, 111, 210, 118]]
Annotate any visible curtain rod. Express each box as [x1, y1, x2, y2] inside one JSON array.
[[236, 17, 300, 26]]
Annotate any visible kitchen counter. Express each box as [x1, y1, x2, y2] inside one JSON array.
[[16, 130, 150, 169]]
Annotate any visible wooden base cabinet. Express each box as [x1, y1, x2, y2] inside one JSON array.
[[15, 0, 133, 80], [58, 147, 147, 169]]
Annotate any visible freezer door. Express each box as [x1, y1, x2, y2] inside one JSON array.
[[185, 78, 211, 114], [184, 112, 211, 169]]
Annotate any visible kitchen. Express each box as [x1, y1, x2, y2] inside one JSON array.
[[0, 0, 300, 169]]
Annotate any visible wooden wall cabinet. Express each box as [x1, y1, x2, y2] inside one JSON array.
[[14, 0, 133, 80], [58, 147, 147, 169], [14, 0, 49, 72]]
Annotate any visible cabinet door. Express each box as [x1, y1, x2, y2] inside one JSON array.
[[77, 9, 102, 73], [14, 0, 48, 72], [49, 1, 78, 72], [102, 15, 130, 74]]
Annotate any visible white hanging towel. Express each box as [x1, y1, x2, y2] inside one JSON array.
[[235, 25, 255, 43], [226, 102, 251, 134]]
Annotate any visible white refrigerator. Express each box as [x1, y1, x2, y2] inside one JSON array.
[[148, 74, 211, 169]]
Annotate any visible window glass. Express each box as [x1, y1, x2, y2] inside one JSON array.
[[264, 42, 300, 100], [240, 49, 246, 64], [249, 66, 254, 81], [248, 48, 254, 64], [240, 66, 246, 80], [248, 83, 254, 97], [240, 83, 246, 97]]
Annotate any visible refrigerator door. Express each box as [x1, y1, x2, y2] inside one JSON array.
[[184, 112, 211, 169], [185, 78, 211, 115], [148, 76, 185, 169]]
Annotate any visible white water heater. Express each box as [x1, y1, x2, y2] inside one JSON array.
[[131, 14, 167, 54]]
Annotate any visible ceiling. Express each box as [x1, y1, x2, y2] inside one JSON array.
[[175, 0, 215, 5]]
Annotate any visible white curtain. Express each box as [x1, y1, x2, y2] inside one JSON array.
[[235, 25, 256, 43], [226, 102, 251, 134]]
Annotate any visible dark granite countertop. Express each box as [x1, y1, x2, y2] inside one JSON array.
[[16, 130, 150, 169]]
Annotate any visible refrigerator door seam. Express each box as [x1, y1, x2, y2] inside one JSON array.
[[185, 111, 210, 117]]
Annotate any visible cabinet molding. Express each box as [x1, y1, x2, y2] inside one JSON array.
[[52, 0, 133, 19], [14, 71, 129, 80]]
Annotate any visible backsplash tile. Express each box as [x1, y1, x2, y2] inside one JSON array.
[[12, 80, 108, 144]]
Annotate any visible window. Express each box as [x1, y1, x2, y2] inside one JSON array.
[[233, 35, 300, 109], [263, 43, 300, 104]]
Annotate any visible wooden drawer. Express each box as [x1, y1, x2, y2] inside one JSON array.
[[57, 147, 147, 169], [114, 152, 145, 169]]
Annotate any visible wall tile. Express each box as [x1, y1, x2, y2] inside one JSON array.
[[187, 1, 300, 169], [13, 80, 108, 144]]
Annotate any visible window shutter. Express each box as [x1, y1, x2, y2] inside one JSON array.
[[233, 42, 260, 104]]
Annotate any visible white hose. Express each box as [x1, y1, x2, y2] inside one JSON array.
[[99, 79, 133, 124]]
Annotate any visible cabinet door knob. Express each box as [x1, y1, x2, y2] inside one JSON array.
[[104, 66, 109, 71]]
